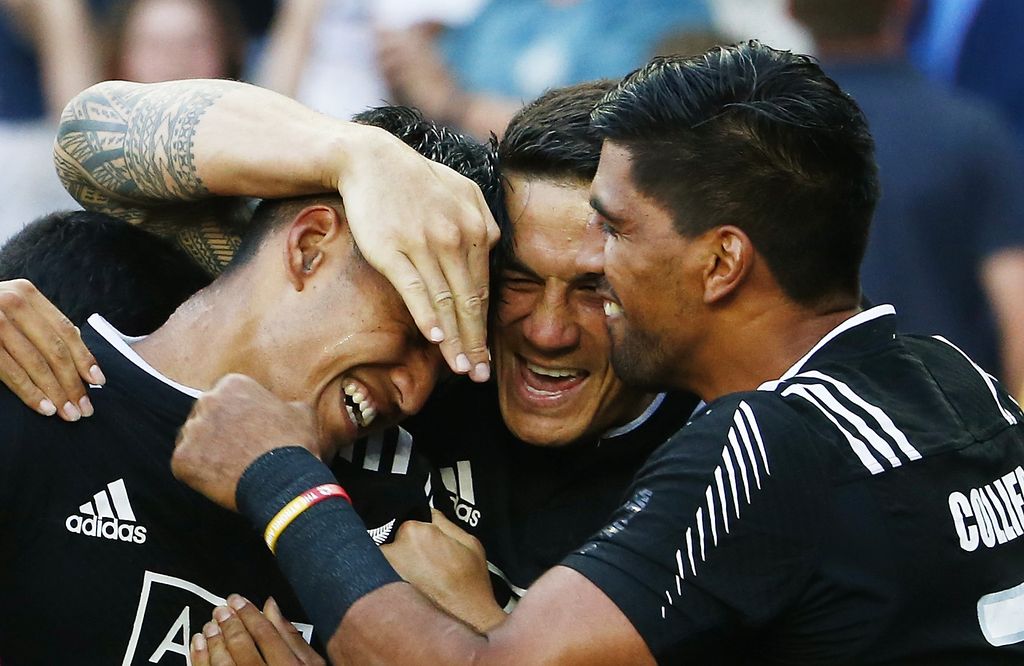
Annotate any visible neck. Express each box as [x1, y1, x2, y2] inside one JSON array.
[[689, 293, 859, 404], [132, 274, 261, 391]]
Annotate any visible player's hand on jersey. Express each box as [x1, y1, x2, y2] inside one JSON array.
[[381, 508, 507, 632], [190, 595, 325, 666], [172, 374, 322, 512], [337, 125, 499, 383], [0, 279, 104, 420]]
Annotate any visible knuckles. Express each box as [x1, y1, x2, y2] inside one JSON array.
[[0, 289, 26, 314]]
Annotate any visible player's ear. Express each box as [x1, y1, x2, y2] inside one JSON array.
[[701, 225, 753, 304], [284, 205, 344, 291]]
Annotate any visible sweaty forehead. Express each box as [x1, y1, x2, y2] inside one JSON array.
[[506, 176, 592, 279]]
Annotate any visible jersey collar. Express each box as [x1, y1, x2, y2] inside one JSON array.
[[87, 314, 203, 399], [758, 304, 897, 391]]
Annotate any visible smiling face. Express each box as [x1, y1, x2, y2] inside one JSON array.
[[246, 202, 443, 450], [494, 173, 654, 446], [577, 142, 708, 392]]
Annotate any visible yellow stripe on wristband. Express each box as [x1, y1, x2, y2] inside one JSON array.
[[264, 483, 350, 554]]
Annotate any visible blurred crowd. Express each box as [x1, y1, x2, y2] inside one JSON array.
[[1, 0, 1023, 395]]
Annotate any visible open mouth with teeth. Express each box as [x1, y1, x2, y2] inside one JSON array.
[[518, 358, 589, 400], [343, 379, 378, 429]]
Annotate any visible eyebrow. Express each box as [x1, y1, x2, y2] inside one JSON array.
[[589, 195, 621, 223], [503, 256, 602, 285]]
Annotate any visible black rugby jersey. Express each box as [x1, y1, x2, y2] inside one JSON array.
[[351, 378, 700, 610], [562, 305, 1024, 664], [0, 316, 424, 664]]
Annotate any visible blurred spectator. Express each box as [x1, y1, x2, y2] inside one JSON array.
[[377, 0, 712, 139], [908, 0, 1024, 154], [258, 0, 483, 121], [790, 0, 1024, 390], [708, 0, 812, 53], [101, 0, 246, 81], [0, 0, 102, 242]]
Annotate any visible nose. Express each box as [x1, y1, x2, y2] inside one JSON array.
[[576, 214, 606, 276], [390, 346, 442, 416], [522, 287, 581, 354]]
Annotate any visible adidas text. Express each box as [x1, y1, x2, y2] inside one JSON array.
[[451, 499, 480, 527], [65, 514, 147, 543]]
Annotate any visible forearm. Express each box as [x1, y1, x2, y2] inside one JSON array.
[[328, 584, 493, 665], [237, 449, 493, 664], [54, 78, 383, 211]]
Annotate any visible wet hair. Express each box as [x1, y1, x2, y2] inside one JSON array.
[[498, 80, 617, 182], [591, 41, 879, 306], [0, 210, 212, 335], [230, 106, 510, 280]]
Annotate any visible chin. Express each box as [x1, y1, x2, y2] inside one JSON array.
[[506, 417, 587, 448]]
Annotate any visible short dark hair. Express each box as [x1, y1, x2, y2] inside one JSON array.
[[231, 106, 509, 274], [0, 210, 212, 335], [499, 80, 617, 182], [591, 41, 879, 305]]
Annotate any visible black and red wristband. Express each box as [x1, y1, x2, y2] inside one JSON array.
[[237, 446, 402, 639]]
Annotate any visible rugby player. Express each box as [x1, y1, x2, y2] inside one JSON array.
[[0, 79, 700, 631], [173, 42, 1024, 663], [0, 104, 503, 664], [371, 81, 699, 627]]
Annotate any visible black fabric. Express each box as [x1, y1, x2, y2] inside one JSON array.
[[0, 320, 422, 664], [400, 379, 700, 609], [562, 307, 1024, 664], [0, 322, 309, 664], [238, 447, 402, 639]]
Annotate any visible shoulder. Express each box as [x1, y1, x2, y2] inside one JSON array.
[[654, 391, 818, 466], [629, 391, 828, 504]]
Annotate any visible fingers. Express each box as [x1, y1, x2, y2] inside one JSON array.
[[192, 598, 305, 666], [211, 604, 265, 664], [430, 508, 486, 556], [193, 619, 250, 666], [0, 279, 103, 419], [439, 245, 490, 382], [403, 245, 471, 376], [191, 632, 212, 666], [415, 169, 496, 382], [264, 597, 325, 665]]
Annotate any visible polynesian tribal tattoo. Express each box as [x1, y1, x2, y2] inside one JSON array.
[[54, 82, 241, 274]]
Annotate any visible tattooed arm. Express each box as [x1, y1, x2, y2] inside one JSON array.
[[54, 79, 343, 273], [50, 78, 497, 372]]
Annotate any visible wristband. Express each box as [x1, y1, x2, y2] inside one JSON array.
[[263, 483, 350, 554], [237, 446, 402, 639]]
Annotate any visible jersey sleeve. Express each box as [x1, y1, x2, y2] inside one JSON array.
[[560, 394, 830, 661]]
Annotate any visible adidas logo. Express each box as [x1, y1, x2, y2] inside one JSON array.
[[65, 478, 147, 544], [438, 461, 480, 527]]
